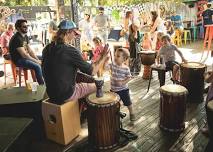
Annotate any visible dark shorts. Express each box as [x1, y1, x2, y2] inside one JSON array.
[[165, 61, 179, 71], [114, 88, 132, 106]]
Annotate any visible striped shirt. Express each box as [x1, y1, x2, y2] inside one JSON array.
[[110, 63, 131, 92]]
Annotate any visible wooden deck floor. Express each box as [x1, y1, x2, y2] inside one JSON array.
[[64, 70, 210, 152]]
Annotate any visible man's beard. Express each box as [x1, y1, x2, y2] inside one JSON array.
[[20, 29, 27, 34]]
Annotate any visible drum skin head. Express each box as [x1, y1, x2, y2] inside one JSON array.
[[181, 62, 206, 69], [87, 92, 120, 105], [160, 84, 188, 95]]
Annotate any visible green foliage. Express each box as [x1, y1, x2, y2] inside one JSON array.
[[0, 0, 185, 6], [96, 0, 184, 6], [1, 0, 48, 6], [111, 9, 120, 21]]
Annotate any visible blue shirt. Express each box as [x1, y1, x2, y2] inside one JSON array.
[[171, 15, 183, 29], [202, 9, 213, 25]]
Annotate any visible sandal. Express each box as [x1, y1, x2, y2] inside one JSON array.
[[120, 128, 138, 140], [170, 78, 180, 85]]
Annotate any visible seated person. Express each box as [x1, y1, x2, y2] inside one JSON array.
[[156, 35, 187, 83], [9, 19, 44, 84], [1, 23, 14, 60], [42, 20, 109, 105]]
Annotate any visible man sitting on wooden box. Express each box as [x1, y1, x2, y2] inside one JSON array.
[[42, 20, 109, 104]]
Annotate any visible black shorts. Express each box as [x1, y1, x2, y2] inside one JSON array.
[[115, 88, 132, 106], [165, 61, 179, 71]]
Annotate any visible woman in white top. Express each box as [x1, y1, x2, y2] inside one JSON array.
[[150, 11, 166, 33], [150, 11, 166, 49], [79, 13, 93, 47], [122, 11, 133, 44]]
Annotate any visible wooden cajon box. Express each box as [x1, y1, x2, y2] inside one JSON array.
[[42, 99, 80, 145]]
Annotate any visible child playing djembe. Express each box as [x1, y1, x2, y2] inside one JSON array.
[[109, 48, 136, 122], [156, 35, 187, 83], [92, 37, 105, 77]]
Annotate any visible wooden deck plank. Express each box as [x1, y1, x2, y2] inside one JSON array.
[[147, 102, 206, 152], [114, 71, 209, 152]]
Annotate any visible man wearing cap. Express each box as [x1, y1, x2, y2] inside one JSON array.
[[9, 19, 44, 84], [42, 20, 109, 105], [94, 7, 110, 44]]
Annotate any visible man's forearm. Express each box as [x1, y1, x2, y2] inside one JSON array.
[[27, 45, 38, 60], [24, 53, 39, 64]]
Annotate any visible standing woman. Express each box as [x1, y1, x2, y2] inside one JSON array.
[[122, 11, 133, 46], [79, 13, 93, 47], [150, 11, 166, 49], [128, 20, 142, 76]]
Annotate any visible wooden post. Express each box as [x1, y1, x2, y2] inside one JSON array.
[[70, 0, 80, 50], [55, 0, 65, 21]]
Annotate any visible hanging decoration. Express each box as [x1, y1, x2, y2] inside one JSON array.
[[0, 6, 16, 21]]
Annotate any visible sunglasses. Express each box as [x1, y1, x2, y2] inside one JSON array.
[[21, 25, 28, 28], [67, 30, 80, 36]]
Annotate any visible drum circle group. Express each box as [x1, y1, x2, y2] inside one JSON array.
[[83, 53, 207, 149]]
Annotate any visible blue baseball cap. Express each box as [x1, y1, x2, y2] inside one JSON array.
[[58, 20, 78, 30]]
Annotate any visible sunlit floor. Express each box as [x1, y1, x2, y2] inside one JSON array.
[[0, 39, 212, 89]]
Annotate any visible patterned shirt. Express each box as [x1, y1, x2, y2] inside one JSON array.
[[110, 63, 131, 92], [159, 44, 182, 63]]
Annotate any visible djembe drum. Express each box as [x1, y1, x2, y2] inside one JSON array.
[[138, 50, 156, 79], [180, 62, 206, 102], [159, 84, 188, 132], [207, 100, 213, 139], [138, 50, 156, 66], [87, 92, 120, 150]]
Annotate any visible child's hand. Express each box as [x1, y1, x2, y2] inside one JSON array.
[[101, 44, 109, 57], [182, 58, 187, 63]]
